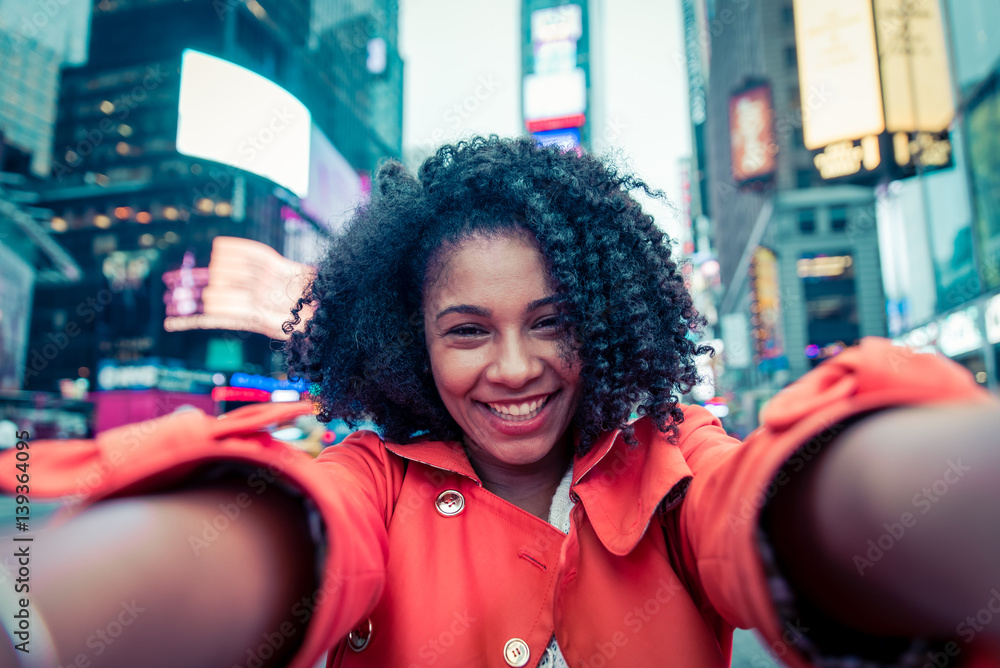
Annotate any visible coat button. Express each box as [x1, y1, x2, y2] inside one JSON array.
[[347, 618, 372, 651], [503, 638, 530, 667], [435, 490, 465, 517]]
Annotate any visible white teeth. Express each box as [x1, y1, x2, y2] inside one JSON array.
[[485, 396, 550, 422]]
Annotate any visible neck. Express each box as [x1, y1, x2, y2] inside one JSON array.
[[464, 436, 573, 520]]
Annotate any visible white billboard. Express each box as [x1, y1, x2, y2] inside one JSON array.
[[874, 0, 955, 133], [531, 4, 583, 44], [301, 125, 364, 233], [176, 50, 311, 197], [792, 1, 885, 149], [523, 67, 587, 121]]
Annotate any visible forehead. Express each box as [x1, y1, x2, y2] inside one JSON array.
[[423, 235, 554, 310]]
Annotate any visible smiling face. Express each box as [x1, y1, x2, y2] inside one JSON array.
[[423, 233, 582, 471]]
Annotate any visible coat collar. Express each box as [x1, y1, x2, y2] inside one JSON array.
[[570, 417, 693, 555], [384, 416, 693, 556]]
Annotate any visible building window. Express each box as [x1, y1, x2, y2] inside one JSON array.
[[796, 169, 813, 189], [782, 6, 794, 26], [831, 206, 848, 232], [798, 209, 816, 234]]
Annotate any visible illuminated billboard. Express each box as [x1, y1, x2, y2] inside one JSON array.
[[523, 68, 587, 121], [793, 1, 954, 182], [749, 247, 785, 365], [729, 84, 777, 186], [532, 127, 581, 151], [531, 4, 583, 44], [874, 0, 954, 134], [792, 0, 885, 150], [301, 124, 364, 233], [176, 50, 311, 197], [163, 237, 313, 340]]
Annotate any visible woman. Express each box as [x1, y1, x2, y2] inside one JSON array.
[[5, 137, 1000, 668]]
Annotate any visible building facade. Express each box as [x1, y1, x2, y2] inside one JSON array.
[[884, 0, 1000, 388], [699, 0, 888, 434], [0, 28, 61, 177], [25, 0, 403, 430]]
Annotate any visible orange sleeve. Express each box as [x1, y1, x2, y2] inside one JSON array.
[[0, 401, 395, 668], [675, 337, 998, 668]]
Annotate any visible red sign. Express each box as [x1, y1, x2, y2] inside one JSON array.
[[525, 113, 586, 133], [212, 387, 271, 403], [729, 84, 777, 185]]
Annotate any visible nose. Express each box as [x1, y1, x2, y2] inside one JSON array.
[[485, 332, 544, 388]]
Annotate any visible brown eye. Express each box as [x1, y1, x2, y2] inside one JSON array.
[[448, 325, 487, 337], [533, 316, 561, 329]]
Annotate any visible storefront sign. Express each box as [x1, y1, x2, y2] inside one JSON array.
[[985, 294, 1000, 345], [938, 307, 983, 357]]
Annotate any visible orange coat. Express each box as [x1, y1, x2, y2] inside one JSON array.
[[8, 339, 999, 667]]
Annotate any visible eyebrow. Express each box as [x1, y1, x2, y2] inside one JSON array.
[[435, 295, 561, 322]]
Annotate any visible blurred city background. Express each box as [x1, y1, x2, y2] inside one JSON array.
[[0, 0, 998, 664]]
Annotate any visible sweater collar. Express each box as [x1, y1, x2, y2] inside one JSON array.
[[384, 417, 693, 556]]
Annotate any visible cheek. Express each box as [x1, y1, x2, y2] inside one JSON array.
[[430, 348, 483, 401]]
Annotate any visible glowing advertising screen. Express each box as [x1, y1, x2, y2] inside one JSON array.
[[532, 127, 581, 151], [874, 0, 954, 134], [177, 50, 311, 197], [533, 40, 577, 75], [792, 0, 885, 150], [531, 4, 583, 44], [523, 68, 587, 121], [749, 247, 785, 363], [163, 237, 313, 340], [96, 358, 219, 393], [938, 307, 983, 358], [301, 125, 364, 233], [729, 84, 777, 185]]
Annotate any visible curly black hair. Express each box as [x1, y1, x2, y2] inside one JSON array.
[[284, 136, 710, 455]]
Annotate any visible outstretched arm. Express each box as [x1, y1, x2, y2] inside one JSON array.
[[768, 403, 1000, 643], [5, 481, 316, 668]]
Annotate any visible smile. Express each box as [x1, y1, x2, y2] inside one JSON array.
[[483, 394, 552, 422]]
